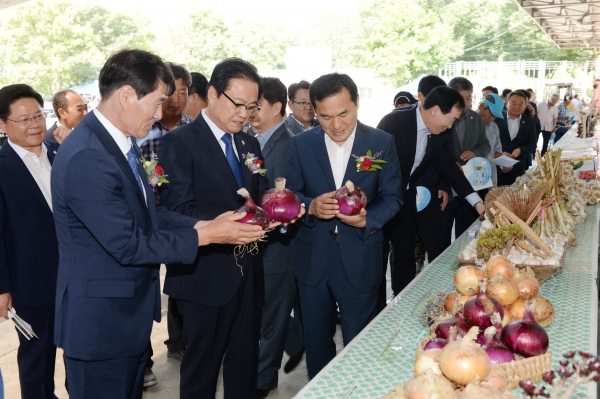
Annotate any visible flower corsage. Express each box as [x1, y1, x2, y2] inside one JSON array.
[[141, 157, 169, 186], [352, 149, 387, 172]]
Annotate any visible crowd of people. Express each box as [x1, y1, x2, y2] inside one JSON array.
[[0, 47, 582, 399]]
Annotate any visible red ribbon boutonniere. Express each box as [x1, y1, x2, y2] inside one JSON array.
[[352, 150, 387, 172]]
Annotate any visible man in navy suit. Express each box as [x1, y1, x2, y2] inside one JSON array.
[[285, 73, 403, 379], [0, 84, 61, 398], [51, 49, 266, 399]]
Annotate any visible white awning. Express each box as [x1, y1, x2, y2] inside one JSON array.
[[515, 0, 600, 49], [0, 0, 30, 11]]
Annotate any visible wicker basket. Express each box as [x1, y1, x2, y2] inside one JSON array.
[[415, 336, 552, 390]]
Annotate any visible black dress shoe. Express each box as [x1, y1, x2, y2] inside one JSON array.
[[284, 347, 305, 373], [256, 386, 275, 399]]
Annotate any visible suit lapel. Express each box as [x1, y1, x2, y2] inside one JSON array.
[[0, 143, 52, 214], [45, 142, 57, 165], [87, 113, 149, 212], [190, 116, 240, 193], [309, 128, 336, 191], [234, 133, 253, 190], [341, 122, 369, 184], [260, 124, 286, 159]]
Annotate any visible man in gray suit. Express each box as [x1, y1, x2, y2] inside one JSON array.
[[444, 77, 491, 242], [249, 77, 303, 399]]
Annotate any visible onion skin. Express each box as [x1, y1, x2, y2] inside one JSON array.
[[516, 274, 539, 301], [258, 177, 301, 222], [438, 326, 491, 385], [486, 276, 519, 306], [463, 280, 504, 329], [404, 369, 455, 399], [508, 299, 525, 320], [444, 291, 472, 315], [508, 297, 554, 324], [482, 365, 508, 393], [334, 180, 367, 216], [235, 188, 270, 230], [424, 338, 447, 351], [458, 381, 504, 399], [486, 255, 514, 279], [501, 301, 549, 358], [414, 348, 442, 375], [454, 266, 485, 295], [435, 313, 470, 339], [483, 346, 516, 364]]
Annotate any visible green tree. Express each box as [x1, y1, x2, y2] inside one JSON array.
[[0, 0, 154, 96], [356, 0, 462, 86]]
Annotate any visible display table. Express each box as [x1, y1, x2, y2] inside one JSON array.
[[294, 204, 599, 399]]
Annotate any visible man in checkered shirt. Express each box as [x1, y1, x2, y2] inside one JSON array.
[[555, 95, 571, 143]]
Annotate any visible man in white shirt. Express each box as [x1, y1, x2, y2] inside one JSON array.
[[572, 94, 583, 122], [0, 84, 61, 398], [536, 93, 559, 156]]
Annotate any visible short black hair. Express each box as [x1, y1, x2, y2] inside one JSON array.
[[448, 77, 473, 93], [309, 73, 358, 109], [189, 72, 208, 101], [288, 80, 311, 102], [167, 62, 192, 91], [423, 86, 465, 114], [418, 75, 446, 97], [502, 88, 512, 98], [260, 77, 287, 117], [526, 88, 534, 93], [508, 90, 527, 101], [208, 58, 261, 99], [99, 49, 176, 99], [564, 95, 572, 101], [0, 84, 44, 121], [517, 89, 531, 100], [482, 85, 499, 95], [52, 89, 78, 116]]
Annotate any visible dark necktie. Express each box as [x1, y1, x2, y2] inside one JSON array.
[[126, 145, 145, 193], [221, 133, 243, 188]]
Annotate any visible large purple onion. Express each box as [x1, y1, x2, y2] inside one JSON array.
[[501, 300, 549, 358], [334, 180, 367, 216], [235, 188, 270, 230], [258, 177, 301, 223], [435, 312, 470, 339], [424, 338, 447, 350], [479, 326, 516, 364], [463, 279, 504, 329]]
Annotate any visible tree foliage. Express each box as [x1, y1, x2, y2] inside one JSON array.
[[0, 0, 154, 97]]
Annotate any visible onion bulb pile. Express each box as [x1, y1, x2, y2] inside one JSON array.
[[501, 300, 549, 357], [235, 188, 270, 230], [334, 180, 367, 216], [258, 177, 301, 223]]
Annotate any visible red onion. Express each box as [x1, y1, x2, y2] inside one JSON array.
[[258, 177, 301, 223], [424, 338, 447, 350], [501, 300, 549, 358], [235, 188, 270, 230], [435, 312, 470, 339], [463, 279, 504, 329], [479, 326, 516, 364], [334, 180, 367, 216]]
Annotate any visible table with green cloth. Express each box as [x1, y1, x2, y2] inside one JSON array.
[[294, 204, 599, 399]]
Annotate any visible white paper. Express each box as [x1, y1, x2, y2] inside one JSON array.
[[462, 157, 493, 191], [8, 308, 38, 340], [489, 155, 520, 168]]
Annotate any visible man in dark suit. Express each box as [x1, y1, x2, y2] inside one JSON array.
[[45, 89, 88, 143], [0, 84, 60, 398], [377, 86, 486, 296], [248, 77, 303, 398], [286, 73, 403, 379], [495, 90, 537, 186], [51, 50, 266, 399], [158, 58, 301, 398]]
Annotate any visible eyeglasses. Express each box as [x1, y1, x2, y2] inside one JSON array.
[[222, 92, 260, 114], [6, 113, 46, 126], [292, 101, 312, 109]]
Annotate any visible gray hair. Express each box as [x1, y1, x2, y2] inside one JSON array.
[[550, 93, 560, 100], [448, 77, 473, 93]]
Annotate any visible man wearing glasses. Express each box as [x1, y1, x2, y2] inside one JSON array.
[[285, 80, 319, 135], [0, 84, 61, 398], [159, 58, 302, 398]]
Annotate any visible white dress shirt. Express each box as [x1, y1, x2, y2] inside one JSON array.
[[202, 108, 239, 158], [507, 114, 521, 140], [93, 108, 147, 203], [537, 101, 558, 131], [324, 125, 356, 189], [7, 139, 53, 210]]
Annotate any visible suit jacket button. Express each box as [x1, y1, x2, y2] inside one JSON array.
[[152, 276, 157, 282]]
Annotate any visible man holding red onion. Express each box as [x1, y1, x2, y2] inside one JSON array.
[[285, 73, 403, 379]]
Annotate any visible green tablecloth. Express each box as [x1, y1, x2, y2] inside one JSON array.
[[295, 205, 599, 399]]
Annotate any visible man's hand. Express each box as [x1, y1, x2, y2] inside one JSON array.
[[308, 191, 338, 219], [53, 126, 73, 144], [438, 190, 448, 211], [475, 201, 486, 220], [511, 148, 521, 158], [502, 151, 514, 159], [455, 162, 463, 172], [501, 166, 513, 173], [198, 211, 264, 246], [281, 206, 306, 227], [0, 292, 12, 320], [336, 207, 367, 228], [460, 151, 476, 162]]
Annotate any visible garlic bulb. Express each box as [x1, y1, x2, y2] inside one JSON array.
[[462, 250, 474, 261], [481, 220, 493, 231], [523, 257, 541, 266], [576, 180, 586, 190], [542, 257, 560, 266], [507, 255, 522, 264]]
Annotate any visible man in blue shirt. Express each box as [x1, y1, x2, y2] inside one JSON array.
[[555, 95, 571, 142]]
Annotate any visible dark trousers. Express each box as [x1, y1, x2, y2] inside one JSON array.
[[177, 261, 262, 399], [298, 240, 378, 379], [165, 296, 185, 351], [541, 130, 553, 156], [387, 195, 448, 296], [257, 271, 296, 390], [555, 126, 569, 143], [497, 162, 526, 186], [284, 282, 304, 357], [443, 196, 480, 243], [15, 305, 58, 399], [64, 345, 149, 399]]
